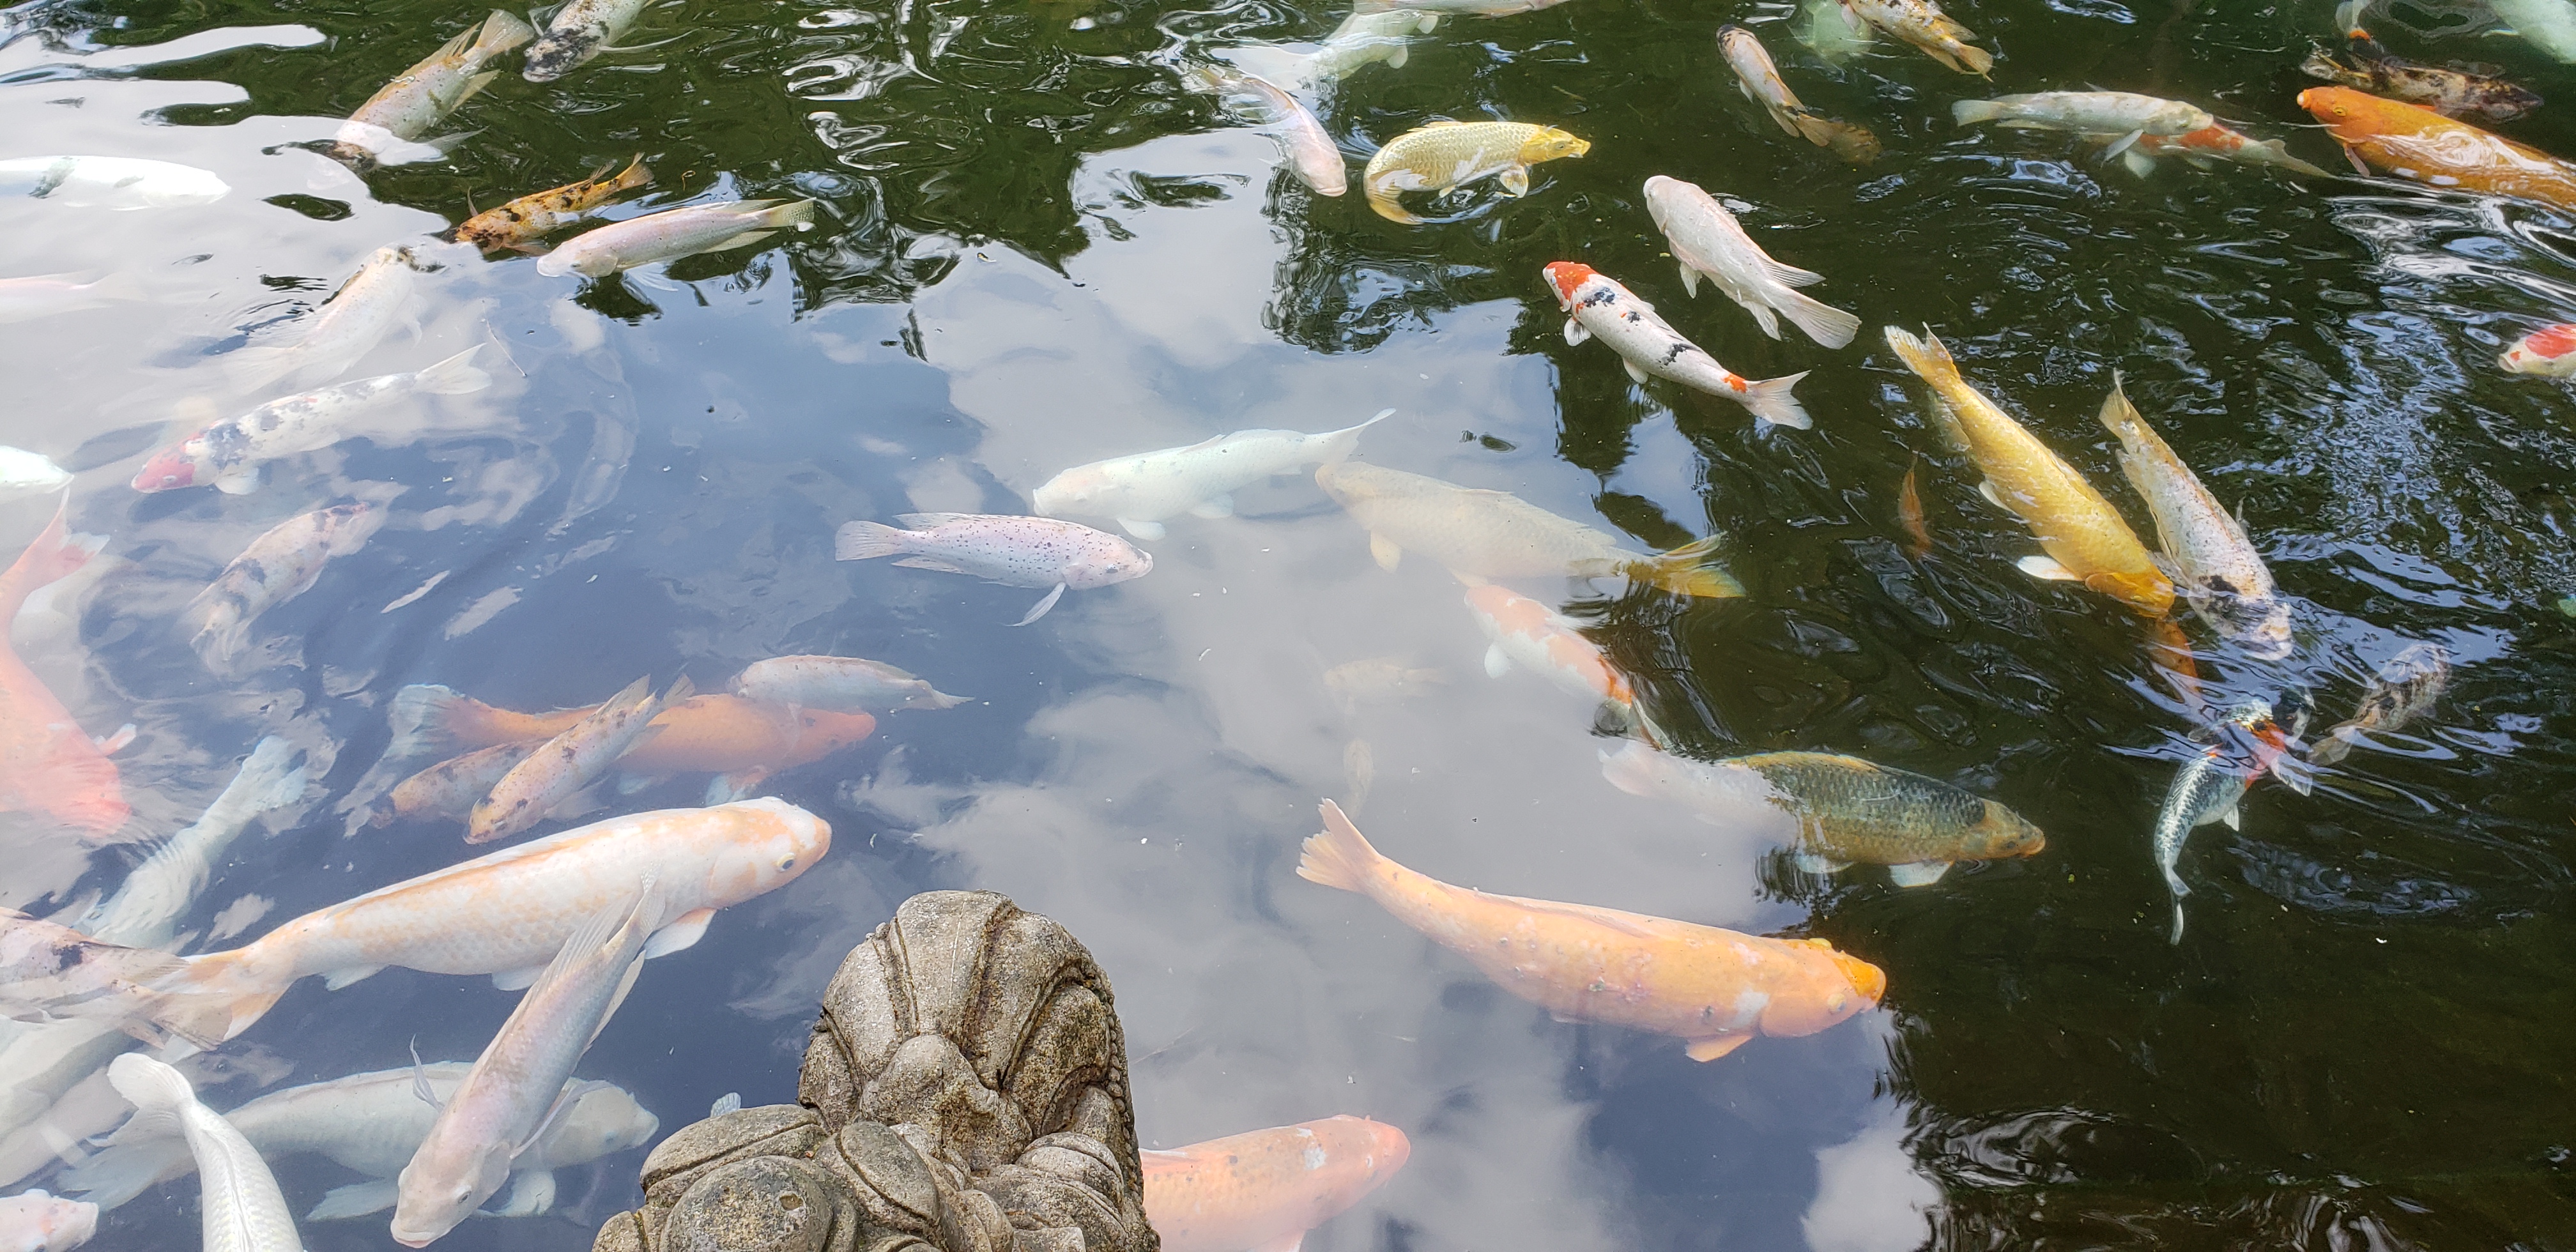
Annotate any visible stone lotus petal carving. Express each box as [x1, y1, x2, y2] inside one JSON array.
[[593, 891, 1157, 1252]]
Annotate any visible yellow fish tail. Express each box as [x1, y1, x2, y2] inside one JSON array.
[[1364, 187, 1422, 224], [1881, 323, 1961, 391], [1298, 799, 1381, 892], [2095, 370, 2149, 443], [1630, 534, 1744, 599]]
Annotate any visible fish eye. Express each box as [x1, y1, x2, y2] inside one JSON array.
[[777, 855, 797, 871]]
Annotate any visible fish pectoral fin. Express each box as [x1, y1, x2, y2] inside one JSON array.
[[2016, 555, 2083, 582], [1676, 263, 1701, 297], [321, 963, 387, 991], [2122, 148, 2158, 178], [2220, 804, 2241, 830], [1368, 532, 1404, 571], [214, 466, 261, 495], [1497, 164, 1531, 195], [704, 768, 770, 805], [891, 555, 971, 575], [1187, 494, 1234, 519], [1792, 852, 1849, 875], [1621, 356, 1650, 384], [307, 1179, 401, 1221], [1976, 479, 2011, 510], [1563, 316, 1591, 346], [490, 1168, 558, 1216], [644, 907, 716, 958], [1013, 583, 1068, 626], [1684, 1034, 1752, 1062], [491, 963, 547, 991], [1483, 643, 1512, 678], [2341, 143, 2372, 176], [2099, 129, 2146, 158], [1887, 860, 1954, 887], [94, 723, 137, 754], [2271, 754, 2318, 797], [1116, 517, 1167, 540]]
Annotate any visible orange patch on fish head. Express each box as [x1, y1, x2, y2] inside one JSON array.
[[1543, 261, 1598, 305], [2524, 323, 2576, 360], [130, 443, 200, 491], [1822, 947, 1887, 1008], [1326, 1115, 1414, 1182]]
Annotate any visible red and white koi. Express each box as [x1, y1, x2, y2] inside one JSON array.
[[2501, 323, 2576, 376], [1462, 584, 1656, 740], [1543, 262, 1812, 429]]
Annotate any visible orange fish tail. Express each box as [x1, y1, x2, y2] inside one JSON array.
[[157, 952, 289, 1042], [387, 683, 582, 758], [1297, 800, 1381, 893], [0, 496, 95, 618]]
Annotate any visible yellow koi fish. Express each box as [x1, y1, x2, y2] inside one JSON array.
[[1361, 121, 1588, 224], [456, 156, 652, 252]]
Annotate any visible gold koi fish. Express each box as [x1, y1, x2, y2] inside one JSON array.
[[1360, 121, 1588, 224], [1839, 0, 1991, 75], [456, 156, 652, 252]]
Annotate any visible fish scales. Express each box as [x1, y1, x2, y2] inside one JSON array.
[[333, 11, 535, 165], [2095, 377, 2289, 655], [1361, 121, 1587, 224], [2301, 86, 2576, 207], [392, 687, 876, 777], [1142, 1117, 1410, 1252]]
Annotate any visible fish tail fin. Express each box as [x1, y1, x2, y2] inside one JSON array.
[[1297, 799, 1382, 894], [61, 1137, 192, 1210], [473, 8, 539, 56], [1954, 42, 1994, 75], [1736, 370, 1813, 431], [105, 1054, 198, 1117], [227, 737, 312, 830], [1775, 290, 1860, 349], [1950, 98, 2006, 126], [413, 345, 492, 396], [0, 494, 98, 617], [389, 683, 515, 758], [1762, 100, 1809, 140], [1318, 408, 1397, 464], [1365, 188, 1423, 225], [154, 954, 288, 1042], [220, 344, 296, 392], [755, 199, 818, 231], [1634, 534, 1744, 599], [611, 155, 654, 192], [132, 987, 236, 1051], [2095, 369, 2147, 442], [834, 521, 910, 561], [2260, 141, 2333, 178], [1881, 323, 1963, 395], [923, 687, 972, 710]]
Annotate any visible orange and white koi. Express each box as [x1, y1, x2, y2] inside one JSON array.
[[0, 1189, 93, 1251], [388, 684, 878, 800], [1144, 1116, 1411, 1252], [1545, 261, 1812, 429], [2301, 86, 2576, 208], [0, 500, 128, 838], [456, 157, 652, 252], [467, 675, 691, 844], [1839, 0, 1991, 74], [1462, 584, 1656, 740], [2501, 323, 2576, 376], [1715, 26, 1879, 164], [1296, 800, 1883, 1061], [2118, 123, 2330, 179], [1643, 175, 1859, 347]]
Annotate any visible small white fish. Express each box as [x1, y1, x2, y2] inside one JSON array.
[[222, 246, 422, 392], [1031, 409, 1391, 538], [66, 737, 307, 950], [0, 274, 144, 325], [835, 512, 1152, 625], [1180, 64, 1346, 196], [105, 1055, 302, 1252], [2094, 375, 2290, 657], [0, 1189, 95, 1251], [523, 0, 655, 82], [1542, 262, 1813, 429], [1952, 91, 2213, 156], [331, 12, 536, 167], [390, 890, 654, 1246], [0, 157, 228, 209], [536, 199, 815, 278], [190, 504, 387, 669], [137, 347, 490, 494], [1643, 176, 1859, 349], [0, 449, 70, 502], [1305, 10, 1440, 83], [728, 656, 968, 714]]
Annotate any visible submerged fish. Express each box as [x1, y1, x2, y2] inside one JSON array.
[[330, 11, 536, 167], [0, 449, 70, 502], [163, 798, 827, 1041], [1600, 741, 2044, 885], [836, 512, 1151, 625], [1715, 26, 1880, 163], [2493, 0, 2576, 63], [2300, 86, 2576, 209], [2116, 123, 2333, 179], [2309, 641, 2450, 766], [1181, 64, 1346, 196], [2301, 29, 2541, 122], [1031, 410, 1390, 538], [523, 0, 653, 82], [1882, 326, 2174, 617], [0, 912, 225, 1048], [1321, 657, 1448, 714], [1643, 176, 1859, 348], [388, 685, 877, 797], [1142, 1117, 1411, 1252], [190, 503, 386, 669], [2154, 698, 2292, 943], [1305, 10, 1440, 83], [1897, 459, 1931, 557], [0, 275, 143, 326], [0, 1190, 93, 1251], [1838, 0, 1991, 74], [106, 1055, 301, 1252], [376, 742, 538, 826], [1297, 800, 1883, 1061], [535, 199, 815, 279], [0, 500, 128, 837], [456, 157, 652, 252], [728, 656, 968, 714], [1361, 121, 1588, 224], [1544, 263, 1813, 429], [137, 347, 490, 495], [467, 675, 692, 844], [391, 889, 654, 1246], [2094, 377, 2290, 657], [1953, 91, 2212, 154], [1464, 584, 1656, 740], [0, 157, 228, 210], [223, 246, 423, 392], [1315, 460, 1740, 597], [1351, 0, 1573, 11], [66, 737, 307, 950], [67, 1065, 654, 1219], [2499, 323, 2576, 376]]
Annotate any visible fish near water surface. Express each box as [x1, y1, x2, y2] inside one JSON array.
[[0, 449, 69, 503], [2155, 698, 2296, 943], [1544, 263, 1814, 429], [2309, 641, 2450, 766], [836, 512, 1151, 625], [376, 742, 537, 827], [467, 675, 692, 844], [0, 1189, 92, 1251], [2301, 29, 2541, 123], [1882, 326, 2174, 618], [1314, 460, 1740, 597], [0, 157, 228, 210], [387, 684, 878, 796], [2300, 86, 2576, 209], [1715, 26, 1880, 164], [1031, 409, 1390, 538], [728, 655, 968, 714], [330, 11, 536, 168], [2500, 323, 2576, 376], [223, 246, 423, 392], [1361, 121, 1588, 224], [535, 199, 815, 278], [1837, 0, 1991, 74], [2095, 377, 2291, 657], [0, 912, 226, 1048], [1599, 741, 2044, 885], [523, 0, 654, 82], [2115, 123, 2332, 179], [0, 275, 143, 326], [1142, 1116, 1410, 1252], [105, 1055, 302, 1252], [1463, 584, 1657, 742], [1297, 800, 1883, 1061], [1642, 175, 1860, 348], [190, 503, 386, 670], [1303, 10, 1439, 83], [1180, 64, 1346, 197], [1952, 91, 2212, 155], [0, 500, 129, 837], [456, 157, 652, 252], [137, 347, 491, 495]]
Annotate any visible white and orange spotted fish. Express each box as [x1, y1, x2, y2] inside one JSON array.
[[1462, 584, 1659, 742], [2502, 323, 2576, 376], [1544, 262, 1812, 429]]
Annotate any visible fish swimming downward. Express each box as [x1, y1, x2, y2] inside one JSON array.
[[0, 499, 129, 837], [136, 348, 491, 494], [2301, 28, 2542, 123], [836, 512, 1152, 625], [466, 674, 693, 844], [328, 11, 536, 168], [1882, 326, 2174, 617], [385, 683, 878, 805], [2113, 123, 2332, 179], [1837, 0, 1991, 74], [190, 503, 387, 669], [1463, 584, 1658, 742], [1715, 26, 1880, 163], [535, 199, 816, 278], [0, 1189, 93, 1251], [1297, 800, 1884, 1060], [2309, 641, 2450, 767], [224, 245, 422, 392], [0, 912, 226, 1048], [2155, 698, 2297, 943], [2299, 86, 2576, 209], [1031, 409, 1390, 538], [1600, 741, 2045, 885], [1642, 175, 1860, 348], [1953, 91, 2212, 155], [456, 157, 652, 252], [1142, 1116, 1411, 1252], [727, 655, 969, 715], [1314, 460, 1740, 597], [1179, 64, 1346, 197], [2500, 323, 2576, 376], [1544, 263, 1813, 429], [1361, 121, 1589, 224], [2095, 376, 2291, 657], [106, 1054, 302, 1252]]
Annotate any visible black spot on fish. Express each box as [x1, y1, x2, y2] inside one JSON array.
[[1579, 287, 1617, 308]]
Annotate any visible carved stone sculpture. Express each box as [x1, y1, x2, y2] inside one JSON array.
[[592, 890, 1158, 1252]]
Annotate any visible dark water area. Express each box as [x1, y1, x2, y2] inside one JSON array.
[[1, 0, 2575, 1246]]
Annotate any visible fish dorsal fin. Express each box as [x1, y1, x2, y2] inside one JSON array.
[[891, 512, 970, 530]]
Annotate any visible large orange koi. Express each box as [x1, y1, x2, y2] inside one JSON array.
[[0, 500, 126, 837], [2299, 86, 2576, 208]]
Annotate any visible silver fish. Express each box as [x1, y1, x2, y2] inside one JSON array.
[[2154, 698, 2279, 943], [0, 448, 70, 501], [331, 11, 535, 167], [1643, 175, 1859, 348], [728, 656, 969, 714], [136, 347, 491, 495], [105, 1055, 302, 1252], [535, 199, 815, 279], [2310, 642, 2451, 766], [1031, 410, 1390, 538], [523, 0, 653, 82], [835, 512, 1153, 625], [190, 504, 386, 669], [222, 246, 422, 392]]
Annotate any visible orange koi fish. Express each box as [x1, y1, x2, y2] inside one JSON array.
[[1296, 800, 1883, 1061], [2299, 86, 2576, 208], [0, 500, 128, 837], [390, 684, 876, 797], [1144, 1116, 1411, 1252], [1896, 459, 1931, 558], [2501, 323, 2576, 376]]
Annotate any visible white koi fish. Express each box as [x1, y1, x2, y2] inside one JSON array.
[[0, 157, 228, 209], [1952, 91, 2212, 156], [222, 246, 423, 392], [1643, 176, 1859, 349], [835, 513, 1152, 625], [0, 1189, 93, 1250], [136, 347, 490, 494], [1031, 409, 1391, 538], [0, 274, 143, 326], [330, 11, 535, 167], [161, 798, 828, 1041], [1304, 10, 1440, 84], [728, 656, 967, 714], [523, 0, 655, 82], [1543, 262, 1813, 429], [2095, 375, 2290, 657], [1181, 63, 1346, 196], [0, 449, 69, 503], [535, 200, 815, 279], [1462, 584, 1657, 742], [191, 504, 386, 669], [1314, 460, 1741, 597], [105, 1055, 302, 1252]]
